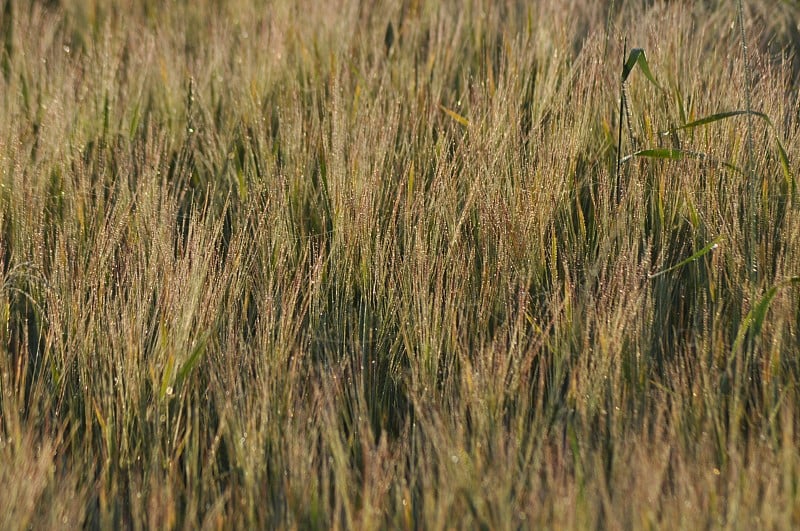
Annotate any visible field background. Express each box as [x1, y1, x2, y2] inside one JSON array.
[[1, 0, 800, 528]]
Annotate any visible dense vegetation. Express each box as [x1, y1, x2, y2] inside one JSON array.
[[1, 0, 799, 528]]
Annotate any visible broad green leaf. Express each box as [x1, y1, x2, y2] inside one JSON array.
[[622, 48, 660, 88], [648, 236, 722, 279]]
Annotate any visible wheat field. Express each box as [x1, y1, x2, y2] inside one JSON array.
[[1, 0, 800, 528]]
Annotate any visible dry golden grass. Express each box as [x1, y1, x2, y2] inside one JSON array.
[[1, 0, 799, 528]]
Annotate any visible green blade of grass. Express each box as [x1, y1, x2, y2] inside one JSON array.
[[622, 48, 660, 88], [732, 285, 778, 355], [770, 133, 796, 201], [159, 352, 176, 402], [621, 148, 745, 174], [663, 110, 795, 198], [648, 236, 722, 279], [1, 0, 12, 81], [174, 332, 209, 391], [732, 277, 800, 354], [670, 110, 760, 130], [623, 148, 685, 161]]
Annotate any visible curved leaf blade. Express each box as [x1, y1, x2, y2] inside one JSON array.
[[622, 48, 660, 88], [648, 236, 723, 279], [732, 278, 800, 354], [621, 148, 744, 174], [663, 109, 795, 199]]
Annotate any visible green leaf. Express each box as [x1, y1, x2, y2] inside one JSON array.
[[648, 236, 723, 279], [732, 277, 800, 354], [734, 286, 778, 354], [669, 109, 776, 134], [665, 110, 795, 200], [1, 0, 12, 81], [621, 148, 744, 174], [623, 148, 685, 161], [174, 332, 210, 390], [678, 110, 756, 130], [622, 48, 660, 88], [159, 352, 175, 402], [772, 134, 796, 201]]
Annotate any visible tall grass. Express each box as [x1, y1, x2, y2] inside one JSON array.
[[1, 0, 799, 528]]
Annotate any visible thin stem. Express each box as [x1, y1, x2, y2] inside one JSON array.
[[736, 0, 755, 174], [737, 0, 758, 288]]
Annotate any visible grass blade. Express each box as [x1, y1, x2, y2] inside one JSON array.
[[621, 148, 744, 174], [732, 286, 778, 355], [623, 148, 685, 161], [648, 236, 722, 279], [732, 277, 800, 354], [440, 104, 470, 127], [664, 110, 796, 200], [774, 136, 796, 200], [622, 48, 660, 88], [174, 332, 210, 391], [1, 0, 12, 81], [667, 109, 781, 132]]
